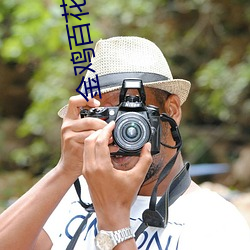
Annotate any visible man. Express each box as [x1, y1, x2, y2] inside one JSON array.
[[0, 36, 249, 250]]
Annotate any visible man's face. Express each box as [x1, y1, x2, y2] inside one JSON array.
[[95, 87, 170, 185]]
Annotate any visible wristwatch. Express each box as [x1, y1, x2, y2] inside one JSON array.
[[95, 227, 134, 250]]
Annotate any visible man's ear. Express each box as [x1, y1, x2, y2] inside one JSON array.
[[164, 94, 182, 125]]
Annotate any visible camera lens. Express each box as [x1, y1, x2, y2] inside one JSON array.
[[113, 112, 151, 152], [125, 125, 137, 139], [122, 122, 141, 142]]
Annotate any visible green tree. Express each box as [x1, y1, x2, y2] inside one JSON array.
[[0, 0, 101, 173], [0, 0, 249, 174]]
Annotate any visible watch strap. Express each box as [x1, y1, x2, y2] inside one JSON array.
[[96, 227, 134, 250], [111, 227, 134, 245]]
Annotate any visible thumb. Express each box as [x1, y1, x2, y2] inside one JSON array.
[[130, 143, 153, 181]]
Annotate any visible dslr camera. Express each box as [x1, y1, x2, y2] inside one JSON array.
[[80, 79, 161, 156]]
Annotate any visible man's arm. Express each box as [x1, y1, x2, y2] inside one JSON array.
[[82, 121, 152, 250], [0, 165, 76, 249], [33, 229, 52, 250], [0, 96, 103, 249]]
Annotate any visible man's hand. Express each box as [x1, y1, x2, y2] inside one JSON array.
[[82, 121, 153, 230], [59, 95, 107, 179]]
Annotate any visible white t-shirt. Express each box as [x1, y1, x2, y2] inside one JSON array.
[[44, 176, 250, 249]]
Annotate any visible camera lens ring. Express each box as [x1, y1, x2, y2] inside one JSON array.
[[121, 122, 142, 143], [113, 112, 151, 152]]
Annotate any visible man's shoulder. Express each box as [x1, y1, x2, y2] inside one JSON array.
[[177, 183, 250, 249], [175, 182, 240, 217]]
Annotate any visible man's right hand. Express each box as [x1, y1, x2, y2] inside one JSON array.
[[59, 95, 107, 179]]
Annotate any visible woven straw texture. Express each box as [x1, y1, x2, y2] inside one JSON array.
[[86, 37, 173, 79], [58, 37, 191, 118]]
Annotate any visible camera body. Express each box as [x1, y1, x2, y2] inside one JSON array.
[[81, 79, 161, 156]]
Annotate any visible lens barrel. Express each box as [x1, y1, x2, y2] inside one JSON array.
[[113, 112, 151, 153]]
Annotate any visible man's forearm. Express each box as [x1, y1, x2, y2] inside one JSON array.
[[0, 164, 76, 249]]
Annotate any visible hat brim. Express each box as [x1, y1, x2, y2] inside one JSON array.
[[58, 79, 190, 118]]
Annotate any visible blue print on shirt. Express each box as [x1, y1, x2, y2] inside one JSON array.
[[65, 215, 86, 239], [83, 217, 98, 240], [138, 231, 173, 250], [65, 214, 184, 249], [65, 214, 98, 240]]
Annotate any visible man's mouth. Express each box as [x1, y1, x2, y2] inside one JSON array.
[[112, 155, 124, 158], [111, 155, 133, 168]]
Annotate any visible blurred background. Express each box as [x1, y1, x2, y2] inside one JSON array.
[[0, 0, 249, 225]]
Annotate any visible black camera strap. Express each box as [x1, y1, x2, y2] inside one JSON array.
[[134, 113, 190, 238], [66, 180, 94, 250], [135, 162, 191, 240]]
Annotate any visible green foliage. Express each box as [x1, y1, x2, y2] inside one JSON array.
[[195, 48, 250, 122], [1, 1, 62, 62], [0, 0, 249, 174], [0, 0, 102, 172], [0, 170, 38, 212]]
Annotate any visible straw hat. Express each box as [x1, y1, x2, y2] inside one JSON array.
[[58, 36, 191, 118]]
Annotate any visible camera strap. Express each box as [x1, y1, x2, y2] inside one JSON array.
[[135, 162, 191, 240], [65, 180, 94, 250], [134, 113, 190, 238]]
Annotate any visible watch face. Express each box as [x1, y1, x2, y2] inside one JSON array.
[[95, 232, 116, 250]]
